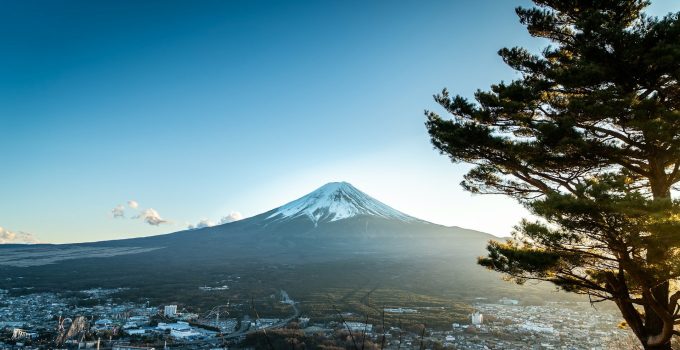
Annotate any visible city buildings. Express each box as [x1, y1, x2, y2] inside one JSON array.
[[471, 311, 483, 326], [343, 322, 373, 333], [163, 305, 177, 317], [0, 288, 633, 349]]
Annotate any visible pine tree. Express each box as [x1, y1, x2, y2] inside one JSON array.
[[425, 1, 680, 348]]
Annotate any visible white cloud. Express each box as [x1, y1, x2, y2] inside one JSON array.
[[134, 208, 168, 226], [188, 212, 242, 230], [112, 200, 171, 226], [220, 212, 243, 224], [188, 219, 215, 230], [0, 227, 40, 244], [112, 205, 125, 218]]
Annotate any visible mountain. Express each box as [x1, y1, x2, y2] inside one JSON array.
[[114, 181, 492, 263], [0, 182, 536, 311], [1, 182, 492, 265], [264, 182, 419, 225]]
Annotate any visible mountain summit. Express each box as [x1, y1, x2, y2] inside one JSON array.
[[265, 182, 419, 225]]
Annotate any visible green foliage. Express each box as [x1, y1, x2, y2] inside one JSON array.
[[425, 0, 680, 348]]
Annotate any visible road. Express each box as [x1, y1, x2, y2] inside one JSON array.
[[222, 291, 300, 339]]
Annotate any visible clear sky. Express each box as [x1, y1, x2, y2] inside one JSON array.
[[1, 0, 677, 244]]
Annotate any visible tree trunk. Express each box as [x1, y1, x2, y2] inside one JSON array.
[[645, 282, 670, 324], [643, 176, 673, 350], [644, 343, 672, 350]]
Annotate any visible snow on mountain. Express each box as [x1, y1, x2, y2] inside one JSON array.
[[266, 182, 420, 225]]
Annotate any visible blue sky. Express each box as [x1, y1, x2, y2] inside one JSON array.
[[1, 0, 677, 243]]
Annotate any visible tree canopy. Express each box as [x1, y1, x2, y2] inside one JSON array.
[[425, 1, 680, 348]]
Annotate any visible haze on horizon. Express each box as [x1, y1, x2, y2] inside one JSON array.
[[1, 0, 676, 244]]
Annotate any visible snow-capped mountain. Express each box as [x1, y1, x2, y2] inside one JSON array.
[[0, 181, 505, 304], [265, 182, 420, 225]]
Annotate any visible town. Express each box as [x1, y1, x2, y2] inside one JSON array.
[[0, 287, 631, 349]]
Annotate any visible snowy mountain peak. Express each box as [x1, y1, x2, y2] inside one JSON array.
[[266, 182, 419, 224]]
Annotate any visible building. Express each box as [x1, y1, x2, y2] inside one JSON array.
[[471, 312, 483, 326], [383, 308, 417, 314], [157, 321, 202, 339], [163, 305, 177, 317], [128, 316, 150, 325], [156, 322, 188, 331], [179, 313, 199, 321], [93, 319, 114, 331], [126, 328, 148, 336], [11, 328, 38, 340], [343, 322, 373, 333], [170, 328, 201, 339]]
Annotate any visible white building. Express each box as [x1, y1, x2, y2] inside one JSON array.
[[383, 308, 417, 314], [126, 328, 148, 336], [170, 328, 201, 339], [12, 328, 38, 340], [156, 321, 201, 339], [163, 305, 177, 317], [471, 311, 483, 325], [344, 322, 373, 333], [156, 321, 188, 331]]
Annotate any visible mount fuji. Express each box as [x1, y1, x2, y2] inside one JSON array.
[[0, 182, 512, 304], [265, 182, 419, 225]]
